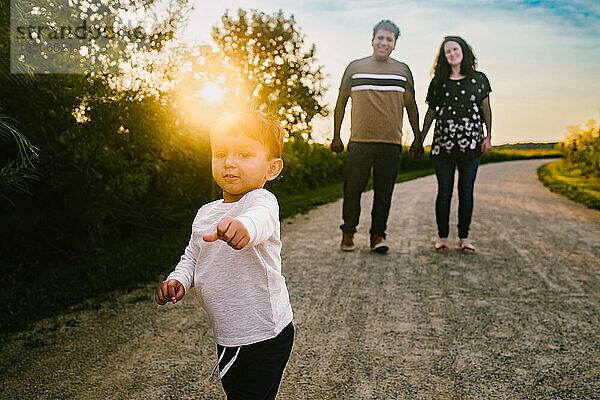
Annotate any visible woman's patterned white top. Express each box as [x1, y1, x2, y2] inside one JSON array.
[[426, 71, 491, 158]]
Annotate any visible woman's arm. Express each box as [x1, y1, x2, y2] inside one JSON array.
[[481, 96, 492, 155], [421, 107, 436, 144]]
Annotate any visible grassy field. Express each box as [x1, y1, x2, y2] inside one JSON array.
[[279, 168, 435, 218], [479, 148, 561, 163], [0, 148, 561, 334], [279, 146, 562, 218], [495, 142, 558, 150], [538, 159, 600, 210]]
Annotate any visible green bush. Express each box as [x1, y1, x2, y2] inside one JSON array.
[[269, 139, 345, 196], [559, 120, 600, 179]]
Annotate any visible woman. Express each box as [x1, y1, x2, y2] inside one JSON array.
[[420, 36, 492, 252]]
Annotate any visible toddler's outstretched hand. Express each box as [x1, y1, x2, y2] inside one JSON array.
[[155, 279, 185, 305], [203, 216, 250, 250]]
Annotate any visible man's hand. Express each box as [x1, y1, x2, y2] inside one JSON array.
[[481, 136, 492, 156], [410, 141, 424, 159], [155, 279, 185, 305], [203, 216, 250, 250], [330, 137, 344, 153]]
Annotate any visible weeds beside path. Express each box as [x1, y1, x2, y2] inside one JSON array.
[[538, 159, 600, 210], [1, 159, 599, 399]]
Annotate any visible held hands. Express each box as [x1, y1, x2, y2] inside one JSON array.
[[481, 136, 492, 156], [203, 216, 250, 250], [155, 279, 185, 305], [330, 137, 344, 153], [410, 135, 425, 159]]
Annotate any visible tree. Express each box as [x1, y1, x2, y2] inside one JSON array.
[[0, 0, 200, 256], [212, 9, 328, 140]]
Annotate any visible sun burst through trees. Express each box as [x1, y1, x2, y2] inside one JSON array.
[[200, 81, 224, 102], [209, 9, 329, 140]]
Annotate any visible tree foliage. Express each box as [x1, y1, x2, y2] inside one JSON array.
[[0, 0, 206, 259], [7, 0, 186, 75], [212, 9, 328, 139], [0, 0, 39, 199]]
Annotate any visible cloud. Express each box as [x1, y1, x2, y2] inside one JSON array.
[[299, 0, 600, 38]]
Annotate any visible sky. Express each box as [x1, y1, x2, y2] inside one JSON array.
[[177, 0, 600, 145]]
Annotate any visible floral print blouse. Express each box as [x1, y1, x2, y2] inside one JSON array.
[[426, 71, 491, 158]]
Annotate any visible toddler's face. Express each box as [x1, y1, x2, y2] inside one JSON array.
[[211, 134, 282, 203]]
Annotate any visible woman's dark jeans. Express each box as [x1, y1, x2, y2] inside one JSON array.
[[433, 155, 480, 239], [341, 141, 402, 238]]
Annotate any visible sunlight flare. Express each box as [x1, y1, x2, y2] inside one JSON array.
[[201, 82, 224, 102]]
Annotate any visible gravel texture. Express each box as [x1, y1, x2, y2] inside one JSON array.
[[1, 159, 599, 399]]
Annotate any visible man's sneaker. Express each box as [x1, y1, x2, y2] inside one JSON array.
[[370, 234, 389, 253], [341, 233, 355, 251]]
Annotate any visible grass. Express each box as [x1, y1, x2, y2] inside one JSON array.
[[537, 160, 600, 210], [0, 148, 559, 334], [278, 147, 562, 219], [480, 148, 561, 164], [495, 142, 559, 150], [279, 168, 435, 219]]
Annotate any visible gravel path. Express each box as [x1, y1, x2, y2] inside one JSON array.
[[1, 159, 599, 399]]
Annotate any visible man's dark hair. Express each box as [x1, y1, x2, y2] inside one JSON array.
[[372, 20, 400, 40]]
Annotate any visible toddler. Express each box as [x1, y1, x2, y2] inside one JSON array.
[[155, 110, 294, 399]]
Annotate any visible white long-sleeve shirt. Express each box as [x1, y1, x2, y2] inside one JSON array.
[[167, 188, 293, 347]]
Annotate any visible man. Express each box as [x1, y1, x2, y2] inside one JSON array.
[[331, 19, 422, 253]]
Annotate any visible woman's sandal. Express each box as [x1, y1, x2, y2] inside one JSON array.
[[435, 240, 449, 252], [460, 240, 475, 253]]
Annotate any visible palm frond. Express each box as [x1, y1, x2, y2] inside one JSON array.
[[0, 115, 39, 167], [0, 115, 39, 199]]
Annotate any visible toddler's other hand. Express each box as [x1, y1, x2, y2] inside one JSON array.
[[155, 279, 185, 305], [203, 217, 250, 250]]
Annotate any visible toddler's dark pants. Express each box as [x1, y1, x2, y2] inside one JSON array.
[[217, 322, 294, 400]]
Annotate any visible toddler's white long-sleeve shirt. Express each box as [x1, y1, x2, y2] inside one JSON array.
[[167, 189, 293, 347]]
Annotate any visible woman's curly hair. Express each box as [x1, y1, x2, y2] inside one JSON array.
[[432, 36, 477, 82]]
